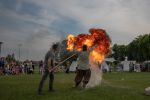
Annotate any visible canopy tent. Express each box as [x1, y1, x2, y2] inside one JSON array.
[[121, 61, 136, 71], [105, 58, 116, 62], [101, 61, 110, 72], [69, 61, 77, 72], [101, 58, 115, 72]]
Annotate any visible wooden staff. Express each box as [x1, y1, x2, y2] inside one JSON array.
[[49, 53, 77, 72]]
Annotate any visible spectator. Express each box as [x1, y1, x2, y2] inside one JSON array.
[[65, 61, 70, 74], [39, 60, 44, 74], [0, 57, 5, 75]]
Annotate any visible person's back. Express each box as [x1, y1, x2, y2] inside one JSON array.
[[74, 44, 96, 88], [77, 51, 90, 70]]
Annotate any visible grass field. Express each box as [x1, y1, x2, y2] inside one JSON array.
[[0, 72, 150, 100]]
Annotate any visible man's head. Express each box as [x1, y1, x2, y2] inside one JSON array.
[[82, 45, 87, 51], [51, 44, 58, 52]]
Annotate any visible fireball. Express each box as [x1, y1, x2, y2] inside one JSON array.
[[67, 28, 111, 64]]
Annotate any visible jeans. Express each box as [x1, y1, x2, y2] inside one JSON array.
[[38, 69, 54, 92]]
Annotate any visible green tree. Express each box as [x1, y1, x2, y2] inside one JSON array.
[[112, 44, 127, 61], [127, 34, 150, 62]]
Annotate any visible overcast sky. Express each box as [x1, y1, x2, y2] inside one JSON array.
[[0, 0, 150, 60]]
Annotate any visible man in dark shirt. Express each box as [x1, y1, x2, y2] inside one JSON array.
[[38, 44, 58, 94]]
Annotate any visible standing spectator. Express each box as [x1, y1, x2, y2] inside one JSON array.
[[27, 62, 30, 74], [39, 60, 44, 74], [24, 62, 28, 74], [31, 61, 35, 74], [0, 57, 5, 75], [27, 61, 33, 74], [65, 61, 70, 74], [129, 62, 134, 72], [21, 63, 25, 74]]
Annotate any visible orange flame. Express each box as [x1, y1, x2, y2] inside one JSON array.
[[90, 50, 105, 63], [67, 28, 111, 63], [67, 34, 75, 51]]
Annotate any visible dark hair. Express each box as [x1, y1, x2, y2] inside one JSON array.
[[82, 45, 87, 51], [52, 44, 58, 50]]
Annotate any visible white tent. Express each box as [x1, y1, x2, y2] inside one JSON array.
[[121, 61, 130, 71], [101, 61, 110, 71], [105, 58, 116, 62], [121, 61, 136, 71], [69, 61, 77, 72], [101, 58, 115, 72]]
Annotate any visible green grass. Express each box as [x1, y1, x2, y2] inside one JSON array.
[[0, 72, 150, 100]]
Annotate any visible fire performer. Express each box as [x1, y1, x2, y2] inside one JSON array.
[[38, 44, 58, 94], [75, 44, 96, 88], [67, 28, 111, 88]]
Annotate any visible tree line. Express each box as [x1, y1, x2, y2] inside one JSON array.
[[112, 33, 150, 62]]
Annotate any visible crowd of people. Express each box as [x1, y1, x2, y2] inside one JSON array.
[[0, 57, 35, 75]]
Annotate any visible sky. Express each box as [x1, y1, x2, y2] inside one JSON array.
[[0, 0, 150, 60]]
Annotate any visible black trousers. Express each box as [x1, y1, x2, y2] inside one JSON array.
[[38, 69, 54, 92]]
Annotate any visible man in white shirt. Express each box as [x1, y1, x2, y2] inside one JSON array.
[[75, 45, 95, 88]]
